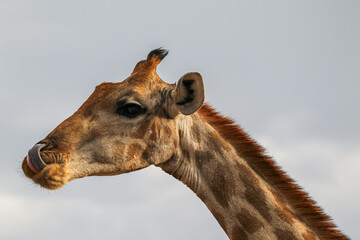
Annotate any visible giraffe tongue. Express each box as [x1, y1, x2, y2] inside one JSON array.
[[26, 144, 47, 174]]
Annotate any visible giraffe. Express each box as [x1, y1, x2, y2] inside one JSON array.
[[22, 49, 348, 240]]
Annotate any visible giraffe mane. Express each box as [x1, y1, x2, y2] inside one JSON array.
[[198, 103, 348, 240]]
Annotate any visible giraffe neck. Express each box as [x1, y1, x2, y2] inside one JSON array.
[[158, 113, 318, 240]]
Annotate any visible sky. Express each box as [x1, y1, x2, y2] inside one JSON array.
[[1, 0, 359, 239]]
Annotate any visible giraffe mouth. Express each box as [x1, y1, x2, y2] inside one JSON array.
[[26, 144, 47, 174], [23, 143, 70, 190]]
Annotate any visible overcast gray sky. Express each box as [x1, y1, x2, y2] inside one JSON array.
[[1, 0, 359, 239]]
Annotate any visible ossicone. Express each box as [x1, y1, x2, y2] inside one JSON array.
[[132, 48, 169, 74]]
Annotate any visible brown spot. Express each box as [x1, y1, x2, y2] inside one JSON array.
[[194, 150, 213, 171], [237, 164, 272, 222], [194, 150, 234, 208], [148, 123, 158, 141], [244, 185, 272, 222], [88, 113, 98, 122], [142, 148, 151, 161], [302, 230, 317, 240], [87, 129, 102, 141], [141, 143, 156, 163], [163, 125, 172, 137], [77, 128, 102, 150], [236, 209, 264, 234], [191, 123, 202, 143], [231, 226, 248, 240], [83, 109, 93, 118], [207, 130, 222, 149], [127, 143, 142, 160], [274, 228, 297, 240], [208, 162, 234, 208], [91, 146, 108, 163], [136, 120, 151, 138], [198, 104, 347, 240], [182, 149, 190, 161]]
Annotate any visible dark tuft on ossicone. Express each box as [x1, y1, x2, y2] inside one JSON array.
[[147, 48, 169, 60]]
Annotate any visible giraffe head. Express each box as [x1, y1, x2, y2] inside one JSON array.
[[22, 49, 205, 190]]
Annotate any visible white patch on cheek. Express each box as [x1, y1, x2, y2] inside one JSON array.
[[67, 159, 88, 180], [175, 115, 194, 150]]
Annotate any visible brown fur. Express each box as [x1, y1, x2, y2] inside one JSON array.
[[127, 143, 142, 160], [208, 162, 232, 208], [236, 163, 272, 222], [232, 226, 249, 240], [131, 49, 168, 76], [33, 164, 70, 190], [22, 49, 348, 239], [198, 103, 348, 239], [236, 209, 264, 234], [268, 187, 296, 224], [274, 227, 297, 240], [303, 230, 318, 240]]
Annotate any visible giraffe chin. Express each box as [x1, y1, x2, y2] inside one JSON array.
[[22, 159, 70, 190]]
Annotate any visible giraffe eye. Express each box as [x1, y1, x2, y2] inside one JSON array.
[[116, 103, 145, 118]]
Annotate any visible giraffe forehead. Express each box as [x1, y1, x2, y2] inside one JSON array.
[[84, 68, 171, 106], [125, 71, 170, 90], [83, 80, 163, 108]]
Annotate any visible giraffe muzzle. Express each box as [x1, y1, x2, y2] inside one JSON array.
[[26, 143, 47, 174]]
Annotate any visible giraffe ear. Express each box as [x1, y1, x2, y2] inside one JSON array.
[[171, 72, 205, 115]]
